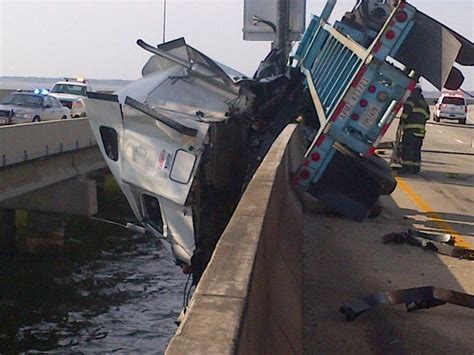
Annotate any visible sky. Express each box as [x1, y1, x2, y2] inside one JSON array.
[[0, 0, 473, 89]]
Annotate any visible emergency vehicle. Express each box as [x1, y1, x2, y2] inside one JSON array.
[[434, 91, 467, 124], [49, 77, 90, 118]]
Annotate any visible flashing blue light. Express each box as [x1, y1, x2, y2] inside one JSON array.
[[33, 88, 49, 95]]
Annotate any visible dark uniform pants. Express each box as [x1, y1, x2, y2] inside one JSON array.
[[401, 132, 423, 173]]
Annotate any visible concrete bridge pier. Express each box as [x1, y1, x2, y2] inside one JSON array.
[[24, 212, 66, 254], [0, 176, 99, 254], [0, 209, 17, 253]]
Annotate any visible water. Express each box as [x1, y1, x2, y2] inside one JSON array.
[[0, 216, 187, 353]]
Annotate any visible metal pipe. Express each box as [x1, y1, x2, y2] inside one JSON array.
[[321, 0, 337, 22], [137, 39, 191, 70], [275, 0, 290, 72], [162, 0, 167, 43], [136, 39, 239, 95]]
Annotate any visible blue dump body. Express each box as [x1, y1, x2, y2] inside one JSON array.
[[293, 1, 419, 220]]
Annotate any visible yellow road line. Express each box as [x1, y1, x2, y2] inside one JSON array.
[[396, 177, 472, 250]]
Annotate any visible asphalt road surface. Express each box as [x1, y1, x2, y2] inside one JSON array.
[[304, 111, 474, 353]]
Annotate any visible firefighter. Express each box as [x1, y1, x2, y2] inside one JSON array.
[[400, 85, 430, 174]]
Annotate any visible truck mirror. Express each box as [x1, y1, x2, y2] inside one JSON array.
[[170, 149, 196, 184]]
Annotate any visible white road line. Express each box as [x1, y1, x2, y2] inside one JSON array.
[[437, 129, 443, 133], [455, 139, 464, 144]]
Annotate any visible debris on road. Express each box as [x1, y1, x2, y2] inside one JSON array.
[[382, 229, 474, 259], [340, 286, 474, 321]]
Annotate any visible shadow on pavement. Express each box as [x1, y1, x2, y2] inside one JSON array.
[[400, 207, 474, 237], [421, 149, 474, 157], [395, 169, 474, 188], [429, 121, 474, 129]]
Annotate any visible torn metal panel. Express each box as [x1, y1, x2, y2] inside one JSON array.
[[411, 11, 474, 67], [340, 286, 474, 321], [393, 11, 463, 90]]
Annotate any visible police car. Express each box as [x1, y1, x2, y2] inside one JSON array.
[[434, 92, 468, 124], [0, 90, 71, 125], [49, 77, 90, 118]]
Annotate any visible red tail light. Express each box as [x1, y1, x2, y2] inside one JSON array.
[[385, 30, 396, 40], [396, 11, 408, 23]]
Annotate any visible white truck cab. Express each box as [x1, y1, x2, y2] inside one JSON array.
[[49, 77, 90, 118]]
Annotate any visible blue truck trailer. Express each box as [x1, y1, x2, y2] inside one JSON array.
[[292, 0, 473, 220]]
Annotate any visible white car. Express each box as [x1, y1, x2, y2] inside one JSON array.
[[49, 79, 90, 118], [0, 91, 70, 125], [434, 93, 467, 124]]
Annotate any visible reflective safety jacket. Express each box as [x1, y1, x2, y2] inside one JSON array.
[[401, 89, 430, 138]]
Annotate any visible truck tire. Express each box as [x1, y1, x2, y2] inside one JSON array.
[[307, 148, 396, 221], [459, 118, 466, 124], [32, 116, 41, 122], [365, 154, 397, 195], [434, 115, 440, 122]]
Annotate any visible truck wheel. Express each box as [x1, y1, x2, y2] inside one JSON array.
[[366, 154, 397, 195], [459, 118, 466, 125], [61, 115, 67, 120], [434, 115, 440, 122], [33, 116, 41, 122]]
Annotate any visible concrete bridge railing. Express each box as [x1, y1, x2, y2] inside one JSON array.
[[0, 118, 95, 168], [0, 119, 104, 215], [166, 124, 305, 354]]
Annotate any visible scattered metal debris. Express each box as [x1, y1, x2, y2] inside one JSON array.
[[382, 229, 474, 259], [340, 286, 474, 321]]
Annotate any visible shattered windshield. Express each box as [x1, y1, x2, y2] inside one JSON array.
[[0, 93, 43, 107], [51, 84, 87, 96]]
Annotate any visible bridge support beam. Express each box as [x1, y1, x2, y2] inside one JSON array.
[[0, 177, 98, 216], [0, 209, 17, 253], [0, 146, 105, 204]]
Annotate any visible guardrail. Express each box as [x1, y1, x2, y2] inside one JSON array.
[[0, 119, 96, 168]]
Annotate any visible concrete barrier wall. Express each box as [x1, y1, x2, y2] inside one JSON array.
[[0, 118, 96, 168], [166, 124, 305, 354]]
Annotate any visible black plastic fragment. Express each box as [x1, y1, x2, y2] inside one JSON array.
[[340, 286, 474, 321]]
